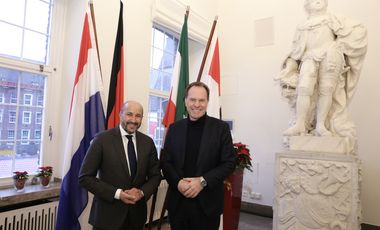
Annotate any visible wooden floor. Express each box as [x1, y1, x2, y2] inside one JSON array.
[[146, 212, 273, 230]]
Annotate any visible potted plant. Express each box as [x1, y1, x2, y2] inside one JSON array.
[[36, 166, 53, 187], [13, 171, 29, 191], [224, 142, 252, 230]]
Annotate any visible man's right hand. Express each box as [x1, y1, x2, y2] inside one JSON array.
[[120, 190, 137, 204], [177, 178, 191, 195]]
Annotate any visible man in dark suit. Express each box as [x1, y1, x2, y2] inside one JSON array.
[[79, 101, 161, 230], [161, 82, 236, 230]]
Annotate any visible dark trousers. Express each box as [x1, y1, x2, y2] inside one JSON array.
[[93, 206, 146, 230], [169, 198, 220, 230]]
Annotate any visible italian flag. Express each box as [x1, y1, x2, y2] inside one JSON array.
[[201, 29, 221, 119], [162, 13, 189, 128]]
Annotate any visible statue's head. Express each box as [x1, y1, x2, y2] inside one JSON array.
[[304, 0, 328, 15]]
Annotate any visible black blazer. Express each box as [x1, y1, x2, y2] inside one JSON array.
[[79, 127, 161, 229], [161, 115, 236, 216]]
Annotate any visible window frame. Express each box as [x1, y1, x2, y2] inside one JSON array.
[[0, 0, 64, 183], [23, 93, 33, 105], [22, 110, 32, 124], [21, 129, 30, 145], [147, 24, 180, 152]]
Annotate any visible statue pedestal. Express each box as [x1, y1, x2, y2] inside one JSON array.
[[273, 151, 361, 230], [288, 136, 352, 154]]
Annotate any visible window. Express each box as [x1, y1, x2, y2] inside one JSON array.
[[0, 0, 53, 178], [0, 0, 53, 63], [147, 26, 179, 151], [0, 109, 3, 122], [37, 95, 43, 107], [7, 130, 15, 139], [21, 129, 30, 145], [35, 112, 42, 124], [35, 129, 41, 139], [10, 93, 17, 104], [24, 93, 33, 105], [0, 93, 4, 103], [22, 111, 32, 124], [8, 110, 16, 123]]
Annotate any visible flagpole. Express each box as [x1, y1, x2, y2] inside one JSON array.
[[196, 16, 218, 82], [89, 0, 102, 73]]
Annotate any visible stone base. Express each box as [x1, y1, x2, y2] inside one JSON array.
[[273, 151, 361, 230], [288, 136, 351, 154]]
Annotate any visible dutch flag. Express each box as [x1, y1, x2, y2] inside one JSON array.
[[56, 5, 105, 230]]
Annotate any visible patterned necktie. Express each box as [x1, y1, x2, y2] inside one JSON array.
[[126, 135, 137, 179]]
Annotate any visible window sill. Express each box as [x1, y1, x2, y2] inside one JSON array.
[[0, 179, 60, 208]]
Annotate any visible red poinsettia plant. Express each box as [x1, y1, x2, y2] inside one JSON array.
[[36, 166, 53, 177], [233, 142, 252, 171], [13, 171, 29, 180]]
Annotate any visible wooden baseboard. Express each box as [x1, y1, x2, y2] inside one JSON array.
[[362, 224, 380, 230], [240, 201, 273, 218]]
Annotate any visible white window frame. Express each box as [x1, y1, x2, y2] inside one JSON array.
[[0, 109, 3, 122], [0, 0, 67, 183], [147, 25, 179, 152], [37, 95, 44, 107], [22, 111, 32, 124], [24, 93, 33, 106], [21, 129, 30, 145], [35, 129, 41, 139], [8, 110, 16, 123], [0, 93, 4, 103], [7, 129, 15, 139], [10, 93, 17, 104], [35, 111, 42, 124]]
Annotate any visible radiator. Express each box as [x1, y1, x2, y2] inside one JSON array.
[[0, 201, 58, 230]]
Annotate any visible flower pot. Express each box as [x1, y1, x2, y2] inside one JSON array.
[[14, 179, 27, 192], [223, 169, 244, 230], [40, 176, 51, 188]]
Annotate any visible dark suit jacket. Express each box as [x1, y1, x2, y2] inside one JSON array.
[[161, 115, 236, 217], [79, 127, 161, 229]]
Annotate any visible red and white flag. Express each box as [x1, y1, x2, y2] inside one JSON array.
[[201, 29, 221, 119]]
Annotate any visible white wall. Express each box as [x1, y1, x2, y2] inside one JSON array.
[[56, 0, 216, 184], [217, 0, 380, 226], [55, 0, 379, 226]]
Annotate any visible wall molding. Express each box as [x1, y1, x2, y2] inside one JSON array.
[[151, 0, 211, 44]]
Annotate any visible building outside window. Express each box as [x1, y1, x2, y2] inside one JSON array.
[[10, 93, 17, 104], [35, 112, 42, 124], [35, 130, 41, 139], [24, 93, 33, 105], [37, 95, 44, 107], [7, 130, 15, 139], [147, 25, 179, 152], [8, 110, 16, 123], [22, 111, 32, 124], [21, 129, 30, 145], [0, 0, 53, 178]]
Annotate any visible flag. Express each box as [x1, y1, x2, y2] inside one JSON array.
[[56, 6, 105, 230], [106, 1, 124, 129], [201, 29, 221, 119], [162, 13, 189, 127]]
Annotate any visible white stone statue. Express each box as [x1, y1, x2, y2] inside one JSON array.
[[276, 0, 367, 141]]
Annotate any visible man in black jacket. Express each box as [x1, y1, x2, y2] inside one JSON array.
[[161, 82, 235, 230], [79, 101, 161, 230]]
